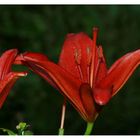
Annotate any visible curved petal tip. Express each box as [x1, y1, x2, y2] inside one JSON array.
[[94, 87, 112, 105]]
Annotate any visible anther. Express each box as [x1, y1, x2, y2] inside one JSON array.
[[98, 45, 103, 59], [86, 46, 92, 83], [74, 48, 84, 80], [74, 48, 81, 65], [86, 46, 92, 66]]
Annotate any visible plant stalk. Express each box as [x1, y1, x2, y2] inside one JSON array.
[[58, 98, 66, 135], [84, 122, 94, 135]]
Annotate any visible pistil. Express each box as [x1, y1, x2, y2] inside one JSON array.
[[90, 28, 98, 88]]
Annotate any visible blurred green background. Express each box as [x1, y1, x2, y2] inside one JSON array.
[[0, 5, 140, 135]]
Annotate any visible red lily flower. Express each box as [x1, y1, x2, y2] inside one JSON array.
[[0, 49, 27, 108], [15, 28, 140, 122]]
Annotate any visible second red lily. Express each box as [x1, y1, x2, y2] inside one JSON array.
[[0, 49, 27, 108]]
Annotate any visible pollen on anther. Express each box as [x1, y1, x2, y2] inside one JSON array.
[[98, 46, 103, 59], [86, 46, 92, 66], [74, 48, 81, 65]]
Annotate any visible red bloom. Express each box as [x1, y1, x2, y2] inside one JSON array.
[[0, 49, 27, 108], [15, 28, 140, 122]]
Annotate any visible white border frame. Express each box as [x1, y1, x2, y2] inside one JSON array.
[[0, 0, 139, 5]]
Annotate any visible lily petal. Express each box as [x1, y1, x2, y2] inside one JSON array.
[[93, 46, 109, 105], [0, 49, 18, 80], [80, 83, 96, 120], [95, 49, 140, 105], [0, 72, 27, 108], [16, 52, 60, 90], [14, 51, 48, 64], [59, 33, 94, 82], [93, 87, 112, 105]]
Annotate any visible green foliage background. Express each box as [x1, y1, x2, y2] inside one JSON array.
[[0, 5, 140, 135]]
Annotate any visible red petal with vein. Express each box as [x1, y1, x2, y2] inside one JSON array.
[[15, 51, 49, 64], [0, 49, 18, 80], [59, 33, 94, 82], [0, 72, 27, 108], [18, 52, 59, 90], [97, 49, 140, 99], [22, 54, 92, 121], [25, 62, 60, 91]]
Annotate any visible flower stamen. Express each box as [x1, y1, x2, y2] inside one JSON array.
[[86, 46, 92, 83], [94, 46, 103, 82], [74, 48, 84, 80]]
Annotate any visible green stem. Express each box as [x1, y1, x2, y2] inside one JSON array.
[[84, 122, 94, 135], [58, 128, 64, 135]]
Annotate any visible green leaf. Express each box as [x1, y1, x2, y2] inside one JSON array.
[[16, 122, 33, 135], [16, 122, 29, 131], [0, 128, 16, 135]]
